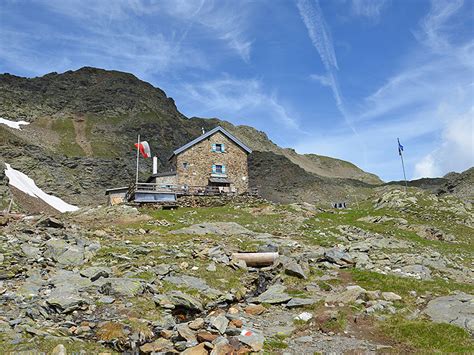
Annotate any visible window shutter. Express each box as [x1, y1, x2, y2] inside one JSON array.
[[212, 143, 216, 152], [221, 143, 225, 152], [222, 165, 226, 174], [212, 164, 216, 173]]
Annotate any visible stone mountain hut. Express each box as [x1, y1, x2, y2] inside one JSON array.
[[148, 126, 252, 194]]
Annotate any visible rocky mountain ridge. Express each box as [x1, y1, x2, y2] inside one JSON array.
[[1, 67, 382, 210]]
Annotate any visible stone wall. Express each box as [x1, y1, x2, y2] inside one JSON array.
[[174, 131, 249, 193], [154, 174, 177, 187]]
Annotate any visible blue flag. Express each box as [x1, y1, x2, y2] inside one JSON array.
[[397, 138, 404, 156]]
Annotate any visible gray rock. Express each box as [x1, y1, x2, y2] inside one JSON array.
[[423, 292, 474, 333], [284, 260, 307, 279], [295, 335, 313, 343], [238, 329, 265, 352], [382, 292, 402, 301], [98, 296, 115, 304], [399, 264, 432, 280], [46, 289, 87, 312], [16, 271, 44, 298], [80, 266, 112, 281], [324, 248, 355, 266], [21, 244, 41, 259], [172, 222, 254, 236], [56, 246, 84, 266], [155, 263, 171, 276], [44, 239, 69, 260], [93, 277, 143, 296], [255, 284, 291, 304], [37, 217, 64, 228], [326, 285, 367, 304], [286, 298, 316, 308], [164, 274, 221, 298], [211, 314, 229, 334], [176, 323, 197, 343], [206, 262, 217, 272], [155, 291, 203, 311]]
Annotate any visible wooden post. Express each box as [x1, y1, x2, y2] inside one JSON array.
[[136, 134, 140, 185]]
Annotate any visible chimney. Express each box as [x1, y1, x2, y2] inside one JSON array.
[[152, 156, 158, 175]]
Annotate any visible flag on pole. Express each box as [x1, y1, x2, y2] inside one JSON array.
[[397, 138, 404, 156], [134, 141, 151, 158]]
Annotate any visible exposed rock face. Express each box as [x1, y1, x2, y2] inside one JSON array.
[[424, 293, 474, 333]]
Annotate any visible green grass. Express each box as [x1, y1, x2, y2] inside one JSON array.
[[264, 334, 289, 351], [381, 317, 474, 353], [140, 203, 293, 235], [51, 117, 85, 157], [0, 336, 114, 354], [349, 269, 474, 298]]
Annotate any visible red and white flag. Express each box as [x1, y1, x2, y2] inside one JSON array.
[[134, 141, 151, 158]]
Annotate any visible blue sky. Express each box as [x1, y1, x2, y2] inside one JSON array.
[[1, 0, 473, 181]]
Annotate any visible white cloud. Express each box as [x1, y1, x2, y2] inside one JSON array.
[[417, 0, 464, 52], [351, 0, 388, 20], [309, 73, 332, 87], [160, 0, 253, 61], [414, 107, 474, 178], [297, 0, 362, 157], [296, 0, 338, 70], [177, 77, 299, 129], [0, 0, 254, 77]]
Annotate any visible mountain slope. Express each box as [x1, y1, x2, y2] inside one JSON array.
[[1, 67, 381, 209]]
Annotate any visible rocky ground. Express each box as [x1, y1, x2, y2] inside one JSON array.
[[0, 187, 473, 354]]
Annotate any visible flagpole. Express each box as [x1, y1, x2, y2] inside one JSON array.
[[136, 134, 140, 186], [398, 138, 408, 193]]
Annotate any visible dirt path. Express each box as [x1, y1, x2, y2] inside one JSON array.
[[72, 116, 93, 156]]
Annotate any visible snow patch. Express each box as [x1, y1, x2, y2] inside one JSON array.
[[0, 117, 30, 130], [4, 163, 79, 213]]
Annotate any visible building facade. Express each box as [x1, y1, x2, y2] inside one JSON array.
[[149, 126, 252, 194]]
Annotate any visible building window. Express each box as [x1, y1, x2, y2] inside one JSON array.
[[212, 143, 225, 152], [212, 164, 226, 174], [183, 162, 188, 169]]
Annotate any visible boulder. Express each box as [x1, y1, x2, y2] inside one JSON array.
[[210, 314, 229, 334], [238, 329, 265, 352], [56, 246, 85, 266], [284, 260, 307, 279], [182, 343, 207, 355], [254, 284, 291, 304], [139, 338, 174, 353], [156, 291, 203, 311], [326, 285, 367, 304], [323, 248, 355, 266], [423, 292, 474, 333], [80, 266, 112, 281], [20, 244, 41, 259], [382, 292, 402, 301], [286, 298, 316, 308], [177, 323, 197, 343]]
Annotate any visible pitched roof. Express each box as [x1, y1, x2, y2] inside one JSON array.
[[170, 126, 252, 159]]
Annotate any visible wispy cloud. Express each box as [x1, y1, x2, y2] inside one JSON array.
[[416, 0, 464, 52], [0, 0, 254, 77], [160, 0, 253, 62], [296, 0, 361, 154], [351, 0, 389, 20], [177, 76, 299, 130], [348, 0, 474, 178], [309, 73, 332, 87]]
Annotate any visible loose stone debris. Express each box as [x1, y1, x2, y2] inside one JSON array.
[[0, 189, 473, 353]]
